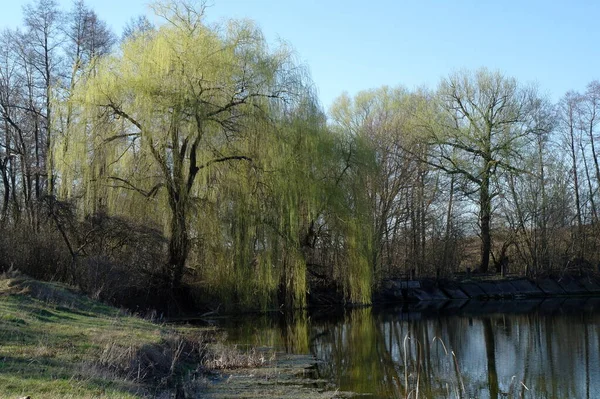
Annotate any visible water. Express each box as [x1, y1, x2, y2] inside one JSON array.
[[218, 298, 600, 399]]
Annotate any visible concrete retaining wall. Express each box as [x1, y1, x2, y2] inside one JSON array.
[[379, 275, 600, 302]]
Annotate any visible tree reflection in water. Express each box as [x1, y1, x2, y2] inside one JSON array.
[[308, 300, 600, 399], [219, 300, 600, 398]]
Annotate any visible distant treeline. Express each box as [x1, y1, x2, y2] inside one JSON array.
[[0, 0, 598, 312]]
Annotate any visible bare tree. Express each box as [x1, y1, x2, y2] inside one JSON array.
[[122, 15, 154, 42], [558, 92, 585, 258], [426, 68, 538, 273], [0, 30, 18, 223], [22, 0, 63, 196]]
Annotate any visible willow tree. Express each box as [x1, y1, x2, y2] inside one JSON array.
[[330, 87, 444, 280], [186, 97, 328, 309], [55, 0, 307, 291]]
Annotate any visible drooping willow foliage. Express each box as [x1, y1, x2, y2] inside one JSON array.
[[7, 0, 600, 314], [53, 0, 375, 309]]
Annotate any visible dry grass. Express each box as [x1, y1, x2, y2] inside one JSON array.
[[0, 270, 208, 398], [203, 343, 274, 370], [402, 334, 529, 399], [0, 270, 341, 399]]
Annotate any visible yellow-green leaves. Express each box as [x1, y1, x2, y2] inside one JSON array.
[[54, 0, 324, 308]]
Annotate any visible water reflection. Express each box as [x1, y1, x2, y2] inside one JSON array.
[[221, 299, 600, 399], [222, 310, 311, 354]]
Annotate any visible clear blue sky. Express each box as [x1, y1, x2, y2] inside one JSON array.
[[2, 0, 600, 110]]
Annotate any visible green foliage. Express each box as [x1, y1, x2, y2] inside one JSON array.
[[53, 0, 375, 309]]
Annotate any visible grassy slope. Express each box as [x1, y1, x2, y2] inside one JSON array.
[[0, 274, 196, 399], [0, 273, 346, 399]]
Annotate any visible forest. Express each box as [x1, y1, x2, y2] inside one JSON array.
[[1, 0, 599, 312]]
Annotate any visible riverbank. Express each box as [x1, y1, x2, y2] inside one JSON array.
[[378, 274, 600, 303], [7, 269, 596, 399], [0, 272, 342, 399], [201, 353, 347, 399]]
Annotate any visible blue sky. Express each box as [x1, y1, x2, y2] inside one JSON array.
[[2, 0, 600, 110]]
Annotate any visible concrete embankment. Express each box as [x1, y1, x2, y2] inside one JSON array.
[[379, 275, 600, 303]]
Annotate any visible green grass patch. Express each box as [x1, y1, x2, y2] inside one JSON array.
[[0, 273, 201, 398]]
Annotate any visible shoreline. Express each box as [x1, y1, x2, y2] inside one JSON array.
[[378, 274, 600, 303], [3, 270, 599, 398], [201, 352, 349, 399], [0, 273, 345, 399]]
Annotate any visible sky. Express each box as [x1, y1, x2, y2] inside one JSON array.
[[2, 0, 600, 110]]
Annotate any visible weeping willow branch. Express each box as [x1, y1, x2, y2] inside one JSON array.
[[198, 155, 252, 171], [107, 176, 164, 198], [103, 103, 143, 131]]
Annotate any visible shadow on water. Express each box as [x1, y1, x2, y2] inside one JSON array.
[[199, 298, 600, 399]]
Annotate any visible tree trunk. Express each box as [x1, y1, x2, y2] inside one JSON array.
[[168, 199, 189, 291], [581, 141, 597, 223], [480, 172, 492, 273], [0, 158, 8, 223], [442, 175, 455, 275], [45, 35, 53, 197], [1, 121, 9, 222], [569, 122, 584, 258], [9, 153, 19, 221], [537, 134, 548, 273], [410, 188, 420, 276], [419, 169, 426, 275]]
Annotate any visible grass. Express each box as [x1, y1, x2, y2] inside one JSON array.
[[0, 271, 341, 399], [0, 270, 206, 398]]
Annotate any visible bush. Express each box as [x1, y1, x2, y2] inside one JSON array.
[[74, 212, 167, 306], [0, 199, 168, 311]]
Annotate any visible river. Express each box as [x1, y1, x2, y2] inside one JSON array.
[[218, 298, 600, 399]]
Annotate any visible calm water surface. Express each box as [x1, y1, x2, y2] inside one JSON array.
[[220, 298, 600, 399]]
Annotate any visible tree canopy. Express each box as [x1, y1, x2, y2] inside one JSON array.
[[2, 0, 600, 312]]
